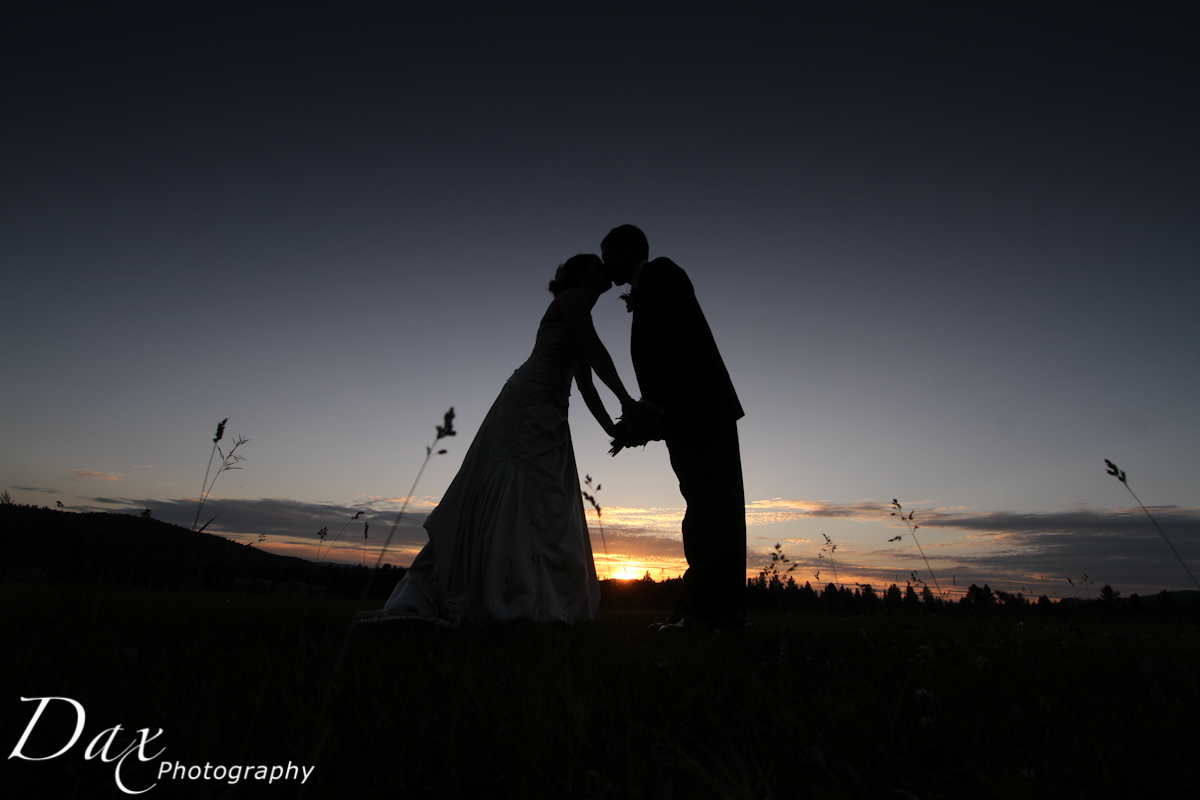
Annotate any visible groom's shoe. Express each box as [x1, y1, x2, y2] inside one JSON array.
[[647, 611, 685, 630], [655, 617, 693, 633], [655, 613, 713, 634], [658, 612, 749, 634]]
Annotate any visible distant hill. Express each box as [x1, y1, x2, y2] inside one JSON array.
[[1, 504, 404, 598]]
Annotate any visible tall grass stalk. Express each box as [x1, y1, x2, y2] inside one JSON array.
[[1105, 459, 1199, 591], [315, 512, 363, 564], [191, 419, 225, 530], [890, 500, 943, 597], [582, 475, 610, 579], [191, 418, 249, 533], [371, 407, 455, 576], [818, 533, 839, 588]]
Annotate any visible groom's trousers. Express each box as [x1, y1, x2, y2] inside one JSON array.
[[666, 420, 747, 624]]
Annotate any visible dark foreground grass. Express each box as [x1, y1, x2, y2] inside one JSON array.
[[1, 583, 1196, 799]]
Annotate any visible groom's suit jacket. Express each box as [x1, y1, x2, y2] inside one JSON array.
[[630, 257, 743, 438]]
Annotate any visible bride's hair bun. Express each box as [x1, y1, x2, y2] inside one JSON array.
[[548, 253, 600, 296]]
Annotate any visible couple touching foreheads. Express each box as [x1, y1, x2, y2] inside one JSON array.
[[359, 225, 746, 631]]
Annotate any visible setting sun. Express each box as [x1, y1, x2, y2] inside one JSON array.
[[611, 563, 646, 581], [603, 562, 679, 581]]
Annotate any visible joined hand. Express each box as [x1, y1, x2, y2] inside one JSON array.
[[609, 399, 664, 455]]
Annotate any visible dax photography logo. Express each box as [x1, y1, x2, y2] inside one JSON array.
[[9, 697, 315, 794]]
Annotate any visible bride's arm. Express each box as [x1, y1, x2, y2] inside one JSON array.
[[574, 367, 617, 437], [554, 290, 636, 408]]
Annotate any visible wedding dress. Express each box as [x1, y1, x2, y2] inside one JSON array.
[[368, 314, 600, 626]]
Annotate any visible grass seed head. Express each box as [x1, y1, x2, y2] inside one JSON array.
[[436, 407, 457, 440], [1104, 458, 1127, 483]]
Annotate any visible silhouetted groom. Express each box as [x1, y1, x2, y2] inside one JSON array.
[[602, 224, 746, 629]]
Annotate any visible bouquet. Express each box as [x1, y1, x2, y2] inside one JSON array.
[[609, 399, 665, 456]]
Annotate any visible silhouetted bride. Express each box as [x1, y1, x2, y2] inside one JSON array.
[[359, 254, 634, 625]]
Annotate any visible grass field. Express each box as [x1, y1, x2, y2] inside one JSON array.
[[2, 582, 1196, 799]]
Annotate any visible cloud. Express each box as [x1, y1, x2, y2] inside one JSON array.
[[887, 506, 1200, 561], [591, 506, 683, 534], [586, 528, 686, 560], [10, 485, 62, 494], [744, 499, 891, 525], [911, 505, 1200, 536], [597, 499, 892, 532], [67, 470, 122, 482], [861, 505, 1200, 596], [363, 495, 438, 510]]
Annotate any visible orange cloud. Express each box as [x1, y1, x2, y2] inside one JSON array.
[[66, 470, 122, 482], [589, 505, 684, 533], [744, 499, 891, 525], [362, 495, 439, 511]]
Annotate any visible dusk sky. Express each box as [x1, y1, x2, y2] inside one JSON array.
[[3, 2, 1197, 597]]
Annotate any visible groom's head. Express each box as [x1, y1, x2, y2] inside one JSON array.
[[601, 224, 648, 286]]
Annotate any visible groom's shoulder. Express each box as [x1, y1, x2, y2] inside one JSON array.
[[642, 257, 692, 290]]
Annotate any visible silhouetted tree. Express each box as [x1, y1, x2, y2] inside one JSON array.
[[822, 582, 842, 613], [883, 583, 903, 613], [903, 583, 920, 612], [962, 584, 997, 612], [798, 581, 818, 610]]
